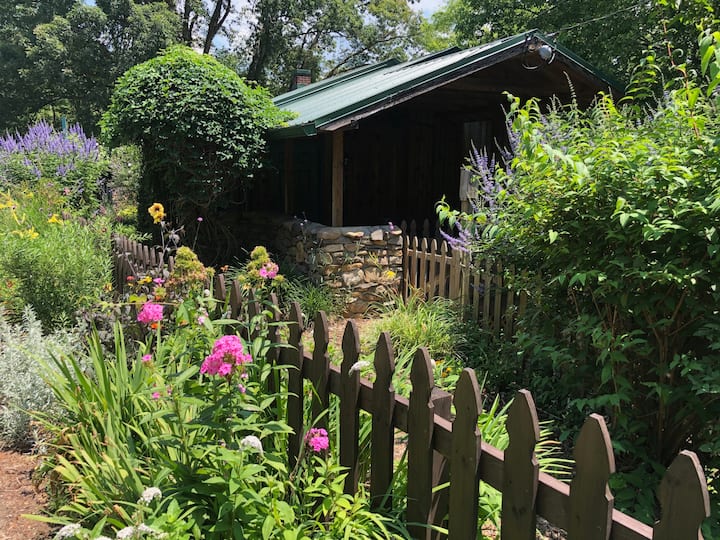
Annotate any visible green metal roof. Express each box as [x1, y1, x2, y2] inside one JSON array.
[[271, 30, 623, 139]]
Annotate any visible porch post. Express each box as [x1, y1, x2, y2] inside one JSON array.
[[331, 130, 343, 226], [283, 139, 294, 214]]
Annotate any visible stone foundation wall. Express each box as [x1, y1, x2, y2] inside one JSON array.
[[276, 219, 403, 316]]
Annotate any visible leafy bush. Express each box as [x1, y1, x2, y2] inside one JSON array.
[[438, 34, 720, 529], [0, 186, 111, 329], [101, 46, 293, 259], [39, 290, 410, 539], [0, 307, 82, 450], [0, 121, 109, 210]]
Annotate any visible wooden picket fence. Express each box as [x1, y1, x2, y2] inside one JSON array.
[[112, 234, 712, 540], [403, 235, 526, 337]]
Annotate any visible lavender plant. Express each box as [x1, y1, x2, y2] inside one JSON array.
[[0, 121, 109, 209]]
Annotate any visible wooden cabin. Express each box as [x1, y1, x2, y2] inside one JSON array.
[[254, 30, 623, 227]]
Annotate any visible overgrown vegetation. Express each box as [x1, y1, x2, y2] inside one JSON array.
[[439, 27, 720, 532], [101, 46, 293, 261], [0, 308, 82, 450]]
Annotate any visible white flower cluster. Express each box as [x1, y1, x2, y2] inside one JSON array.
[[56, 523, 81, 539], [240, 434, 264, 455], [139, 486, 162, 504]]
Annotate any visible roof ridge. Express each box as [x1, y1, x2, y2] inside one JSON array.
[[273, 59, 400, 106]]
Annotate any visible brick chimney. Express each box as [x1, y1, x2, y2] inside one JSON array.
[[290, 69, 312, 90]]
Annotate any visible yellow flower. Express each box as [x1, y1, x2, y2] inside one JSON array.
[[148, 203, 166, 224], [47, 214, 63, 224], [385, 270, 396, 279], [11, 227, 39, 239]]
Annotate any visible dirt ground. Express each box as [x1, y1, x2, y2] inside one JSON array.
[[0, 451, 50, 540]]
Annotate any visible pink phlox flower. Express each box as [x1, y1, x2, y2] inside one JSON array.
[[151, 391, 161, 400], [141, 354, 152, 363], [197, 315, 206, 325], [305, 428, 329, 453], [238, 383, 246, 394], [258, 262, 278, 279], [137, 301, 163, 324], [200, 335, 252, 376], [217, 362, 233, 377], [153, 277, 165, 285]]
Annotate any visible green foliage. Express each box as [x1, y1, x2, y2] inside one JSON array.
[[440, 38, 720, 528], [429, 0, 719, 85], [101, 46, 293, 259], [0, 307, 82, 450], [0, 186, 111, 329], [239, 0, 425, 93], [38, 291, 410, 539], [282, 277, 343, 325]]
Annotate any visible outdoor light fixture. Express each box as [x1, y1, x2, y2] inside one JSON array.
[[538, 44, 555, 63], [522, 34, 556, 70]]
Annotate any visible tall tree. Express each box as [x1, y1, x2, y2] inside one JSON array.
[[0, 0, 75, 130], [429, 0, 719, 85], [176, 0, 233, 53], [237, 0, 425, 93], [21, 0, 179, 130]]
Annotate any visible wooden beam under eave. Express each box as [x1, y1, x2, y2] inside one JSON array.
[[283, 139, 294, 215], [331, 130, 343, 226]]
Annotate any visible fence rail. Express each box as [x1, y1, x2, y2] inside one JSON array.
[[112, 235, 711, 540], [403, 235, 526, 337]]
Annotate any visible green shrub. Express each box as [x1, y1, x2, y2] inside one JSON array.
[[38, 292, 410, 539], [101, 46, 293, 259], [282, 277, 343, 325], [438, 39, 720, 530], [0, 121, 109, 210], [0, 186, 111, 329], [0, 307, 82, 450]]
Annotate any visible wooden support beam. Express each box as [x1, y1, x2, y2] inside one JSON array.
[[332, 130, 344, 226], [283, 139, 294, 214]]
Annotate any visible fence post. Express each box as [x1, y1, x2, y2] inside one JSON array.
[[402, 235, 409, 301], [430, 386, 452, 540], [214, 273, 227, 304], [371, 332, 396, 512], [407, 347, 436, 540], [340, 320, 361, 496], [264, 292, 281, 417], [285, 302, 305, 469], [567, 413, 615, 540], [652, 450, 710, 540], [229, 278, 242, 319], [448, 369, 482, 539], [310, 311, 330, 432], [502, 390, 540, 540]]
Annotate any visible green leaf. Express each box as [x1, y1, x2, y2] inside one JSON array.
[[548, 230, 558, 244]]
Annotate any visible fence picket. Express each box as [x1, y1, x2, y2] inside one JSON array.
[[504, 264, 516, 337], [407, 347, 436, 540], [311, 311, 330, 432], [419, 238, 429, 295], [438, 241, 448, 298], [568, 413, 615, 540], [493, 260, 503, 338], [482, 259, 492, 331], [247, 289, 261, 341], [448, 369, 482, 539], [410, 236, 420, 291], [229, 278, 242, 319], [214, 273, 227, 304], [428, 239, 438, 297], [340, 320, 361, 495], [265, 292, 281, 413], [286, 302, 305, 469], [502, 390, 540, 540], [652, 450, 710, 540], [371, 332, 396, 511]]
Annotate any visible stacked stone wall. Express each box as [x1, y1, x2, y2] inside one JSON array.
[[275, 219, 403, 315]]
